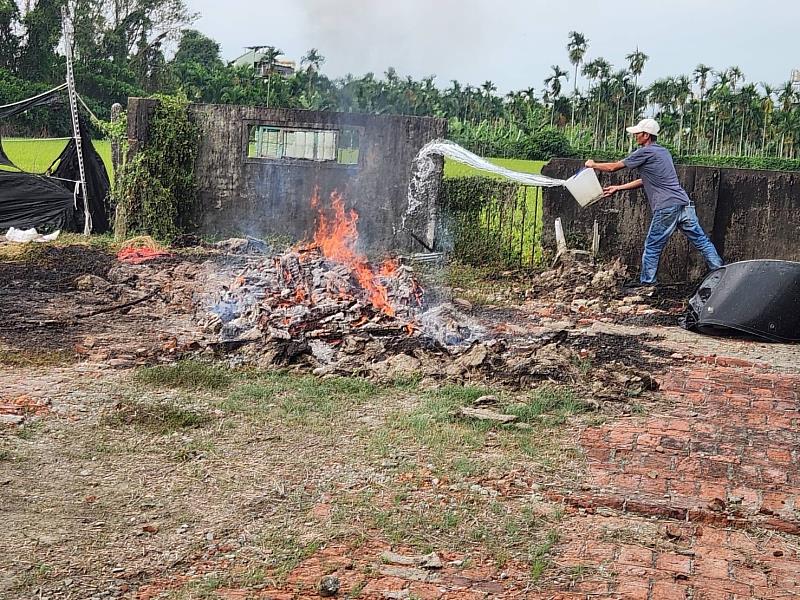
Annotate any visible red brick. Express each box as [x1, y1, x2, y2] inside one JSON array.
[[614, 579, 651, 599], [408, 581, 444, 599], [617, 546, 654, 568], [651, 580, 689, 599], [693, 556, 730, 581], [730, 564, 769, 587], [655, 553, 692, 575], [766, 448, 793, 464]]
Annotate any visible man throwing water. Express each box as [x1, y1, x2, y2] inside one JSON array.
[[585, 118, 723, 287]]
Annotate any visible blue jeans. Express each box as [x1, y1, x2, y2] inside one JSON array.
[[641, 204, 723, 284]]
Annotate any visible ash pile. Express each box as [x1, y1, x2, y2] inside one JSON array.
[[196, 243, 659, 402], [197, 240, 487, 374]]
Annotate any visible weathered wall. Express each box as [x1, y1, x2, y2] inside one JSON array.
[[127, 99, 447, 254], [541, 159, 800, 281]]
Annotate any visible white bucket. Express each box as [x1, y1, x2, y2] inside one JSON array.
[[564, 168, 604, 208]]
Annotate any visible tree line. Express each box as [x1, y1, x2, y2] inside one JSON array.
[[1, 4, 798, 161]]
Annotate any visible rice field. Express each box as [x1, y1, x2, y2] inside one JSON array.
[[1, 138, 113, 176], [444, 157, 547, 178]]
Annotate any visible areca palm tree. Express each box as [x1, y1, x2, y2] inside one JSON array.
[[301, 48, 325, 95], [261, 45, 283, 107], [760, 83, 775, 155], [727, 66, 744, 92], [566, 31, 588, 129], [544, 65, 568, 127], [674, 76, 691, 153], [626, 47, 648, 123], [693, 64, 713, 151]]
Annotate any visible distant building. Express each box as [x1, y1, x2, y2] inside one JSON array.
[[231, 49, 296, 78], [792, 69, 800, 92]]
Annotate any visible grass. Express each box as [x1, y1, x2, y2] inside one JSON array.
[[2, 138, 113, 177], [133, 360, 235, 391], [131, 361, 381, 428], [0, 348, 76, 367], [444, 157, 546, 179], [103, 398, 213, 434]]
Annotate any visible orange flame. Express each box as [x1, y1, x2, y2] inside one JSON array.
[[311, 191, 396, 317]]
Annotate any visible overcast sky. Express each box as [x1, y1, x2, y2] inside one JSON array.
[[187, 0, 798, 94]]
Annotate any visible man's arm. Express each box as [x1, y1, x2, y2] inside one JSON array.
[[603, 178, 643, 198], [584, 159, 626, 172]]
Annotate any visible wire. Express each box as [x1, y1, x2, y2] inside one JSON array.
[[0, 83, 68, 110]]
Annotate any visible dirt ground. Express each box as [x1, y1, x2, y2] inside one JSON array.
[[1, 243, 798, 600]]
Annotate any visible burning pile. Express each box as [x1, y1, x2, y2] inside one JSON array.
[[199, 192, 461, 361]]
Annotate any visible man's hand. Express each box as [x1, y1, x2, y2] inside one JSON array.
[[603, 185, 620, 198], [585, 159, 596, 169]]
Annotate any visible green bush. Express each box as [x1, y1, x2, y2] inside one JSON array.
[[115, 94, 200, 242]]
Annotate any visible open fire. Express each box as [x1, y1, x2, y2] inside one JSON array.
[[201, 191, 432, 354]]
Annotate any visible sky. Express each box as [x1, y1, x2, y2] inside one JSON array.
[[187, 0, 799, 94]]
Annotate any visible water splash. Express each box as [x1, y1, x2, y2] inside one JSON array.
[[415, 139, 565, 187], [400, 139, 566, 244]]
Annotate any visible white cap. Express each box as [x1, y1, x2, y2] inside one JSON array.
[[626, 118, 660, 136]]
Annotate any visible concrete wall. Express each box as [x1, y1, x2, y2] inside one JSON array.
[[127, 99, 447, 254], [541, 159, 800, 281]]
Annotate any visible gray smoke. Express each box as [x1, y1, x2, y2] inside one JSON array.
[[294, 0, 494, 83]]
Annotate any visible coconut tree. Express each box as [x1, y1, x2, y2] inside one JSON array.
[[566, 31, 588, 130]]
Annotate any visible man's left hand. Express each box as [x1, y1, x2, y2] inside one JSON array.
[[585, 159, 596, 169]]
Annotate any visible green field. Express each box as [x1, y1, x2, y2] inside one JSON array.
[[2, 138, 113, 177], [444, 157, 546, 178]]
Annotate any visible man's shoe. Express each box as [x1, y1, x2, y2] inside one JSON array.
[[623, 279, 656, 290]]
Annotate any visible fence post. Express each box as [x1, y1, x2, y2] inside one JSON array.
[[110, 103, 122, 174]]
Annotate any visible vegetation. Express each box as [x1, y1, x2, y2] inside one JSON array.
[[2, 8, 798, 165], [1, 138, 112, 174], [114, 94, 199, 242]]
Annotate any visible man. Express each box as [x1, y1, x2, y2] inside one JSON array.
[[585, 118, 723, 287]]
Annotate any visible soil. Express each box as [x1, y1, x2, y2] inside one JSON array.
[[2, 244, 799, 599]]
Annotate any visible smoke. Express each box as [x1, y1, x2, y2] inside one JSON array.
[[294, 0, 496, 84]]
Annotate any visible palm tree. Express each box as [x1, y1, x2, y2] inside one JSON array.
[[693, 64, 713, 152], [481, 80, 497, 120], [727, 66, 744, 92], [760, 83, 775, 155], [260, 45, 283, 107], [674, 76, 691, 154], [609, 69, 630, 150], [626, 47, 649, 148], [301, 48, 325, 95], [566, 31, 588, 130], [543, 65, 568, 127]]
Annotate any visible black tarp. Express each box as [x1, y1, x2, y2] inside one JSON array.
[[0, 86, 111, 234], [50, 118, 111, 233], [0, 170, 74, 230], [683, 260, 800, 343]]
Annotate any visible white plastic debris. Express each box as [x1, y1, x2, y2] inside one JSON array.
[[5, 227, 61, 243]]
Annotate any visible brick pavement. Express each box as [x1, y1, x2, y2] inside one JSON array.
[[547, 358, 800, 599]]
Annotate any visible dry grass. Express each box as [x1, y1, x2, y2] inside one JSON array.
[[0, 362, 590, 597]]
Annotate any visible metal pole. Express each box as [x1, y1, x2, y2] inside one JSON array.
[[61, 7, 91, 235]]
